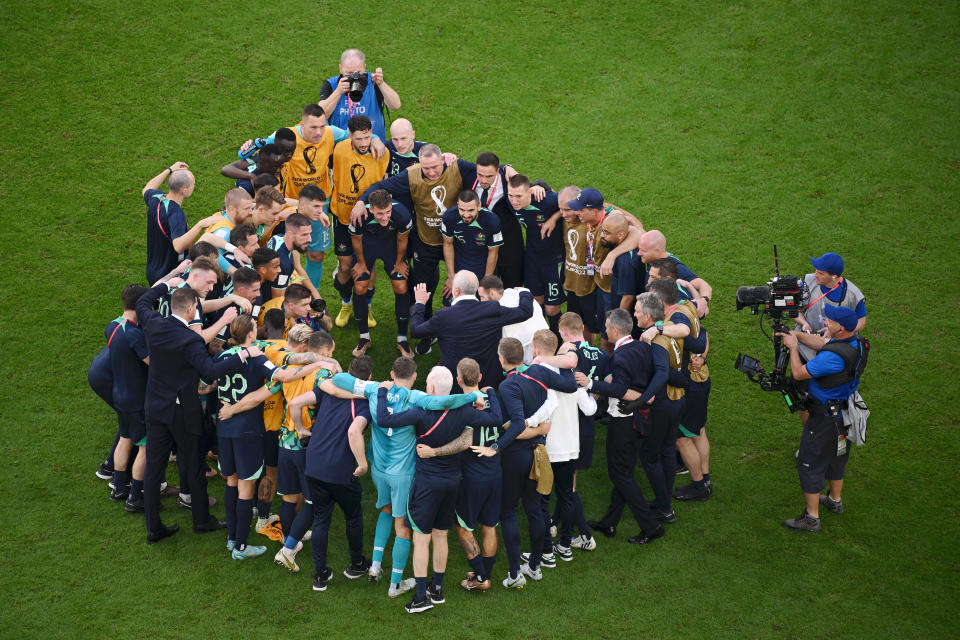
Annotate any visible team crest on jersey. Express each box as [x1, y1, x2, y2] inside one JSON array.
[[474, 232, 486, 245]]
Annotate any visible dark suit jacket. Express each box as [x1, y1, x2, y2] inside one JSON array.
[[136, 283, 242, 434], [410, 290, 534, 387]]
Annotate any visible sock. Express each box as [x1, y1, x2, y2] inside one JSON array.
[[257, 495, 272, 522], [305, 259, 324, 290], [279, 500, 297, 540], [467, 555, 485, 581], [395, 293, 410, 337], [415, 577, 427, 600], [483, 555, 496, 581], [236, 498, 254, 548], [333, 276, 353, 305], [372, 511, 393, 566], [366, 287, 375, 305], [224, 485, 239, 543], [106, 431, 120, 467], [703, 472, 711, 483], [130, 479, 143, 502], [355, 290, 370, 332], [287, 502, 313, 544], [547, 312, 560, 336], [114, 468, 130, 490], [432, 571, 444, 589], [390, 536, 411, 585]]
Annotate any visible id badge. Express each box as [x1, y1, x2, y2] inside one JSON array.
[[837, 434, 848, 456], [586, 261, 595, 276]]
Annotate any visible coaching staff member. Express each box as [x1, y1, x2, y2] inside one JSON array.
[[410, 271, 533, 388], [136, 280, 258, 543], [778, 305, 867, 533]]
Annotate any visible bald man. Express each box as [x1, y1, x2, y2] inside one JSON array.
[[142, 162, 221, 284], [598, 213, 642, 346], [637, 230, 712, 317], [385, 118, 426, 177], [318, 48, 401, 140]]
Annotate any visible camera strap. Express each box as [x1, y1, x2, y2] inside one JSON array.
[[805, 279, 843, 310]]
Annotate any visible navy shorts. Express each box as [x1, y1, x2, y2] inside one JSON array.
[[276, 447, 311, 501], [262, 430, 280, 467], [679, 377, 711, 436], [406, 476, 459, 534], [456, 475, 502, 530], [333, 218, 354, 257], [218, 434, 264, 481], [354, 243, 404, 281], [576, 416, 596, 470], [797, 410, 850, 494], [566, 289, 599, 334], [525, 257, 566, 306], [117, 410, 146, 446]]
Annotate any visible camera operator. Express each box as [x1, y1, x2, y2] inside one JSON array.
[[795, 252, 866, 361], [778, 305, 866, 532], [318, 49, 401, 141]]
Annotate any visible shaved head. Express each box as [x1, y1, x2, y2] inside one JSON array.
[[390, 118, 416, 154], [638, 229, 667, 263], [603, 212, 628, 235], [390, 118, 413, 138]]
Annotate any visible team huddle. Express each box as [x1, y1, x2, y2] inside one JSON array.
[[88, 50, 719, 614]]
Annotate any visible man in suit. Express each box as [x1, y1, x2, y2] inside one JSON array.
[[136, 280, 258, 544], [579, 308, 667, 546], [409, 270, 534, 388]]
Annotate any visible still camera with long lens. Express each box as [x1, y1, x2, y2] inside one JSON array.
[[734, 246, 806, 412]]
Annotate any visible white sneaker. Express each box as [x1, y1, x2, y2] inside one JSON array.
[[368, 564, 383, 583], [519, 562, 542, 581], [302, 528, 312, 542], [274, 547, 300, 573], [388, 577, 416, 598], [553, 543, 573, 561], [502, 571, 527, 589], [256, 514, 279, 532], [570, 535, 597, 551]]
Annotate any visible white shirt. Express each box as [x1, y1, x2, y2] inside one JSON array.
[[499, 287, 548, 364], [451, 294, 478, 306], [541, 364, 597, 462]]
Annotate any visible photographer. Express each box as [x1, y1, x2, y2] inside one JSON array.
[[778, 305, 866, 532], [795, 252, 866, 361], [319, 49, 401, 141]]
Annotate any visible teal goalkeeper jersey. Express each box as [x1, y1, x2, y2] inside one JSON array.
[[331, 373, 481, 476]]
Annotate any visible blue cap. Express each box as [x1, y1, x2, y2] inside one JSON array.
[[823, 305, 858, 332], [809, 252, 844, 276], [567, 188, 604, 211]]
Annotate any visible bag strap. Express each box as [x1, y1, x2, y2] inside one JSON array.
[[155, 195, 171, 239], [419, 409, 449, 439], [106, 320, 125, 348]]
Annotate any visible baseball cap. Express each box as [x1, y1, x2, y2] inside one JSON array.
[[822, 305, 858, 332], [567, 188, 604, 211], [809, 252, 844, 276]]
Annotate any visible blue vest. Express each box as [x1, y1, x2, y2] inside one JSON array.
[[326, 73, 385, 139]]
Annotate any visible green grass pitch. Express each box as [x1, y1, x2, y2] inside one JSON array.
[[1, 1, 958, 637]]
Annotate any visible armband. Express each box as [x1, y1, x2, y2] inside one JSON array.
[[702, 296, 710, 303]]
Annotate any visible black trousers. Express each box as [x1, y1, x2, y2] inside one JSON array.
[[144, 404, 210, 534], [494, 210, 524, 288], [599, 416, 660, 533], [410, 238, 443, 322], [641, 397, 684, 513], [307, 476, 364, 573]]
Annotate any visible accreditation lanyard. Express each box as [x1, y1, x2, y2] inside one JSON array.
[[614, 335, 634, 351], [472, 172, 499, 208], [585, 210, 607, 267], [806, 278, 844, 310]]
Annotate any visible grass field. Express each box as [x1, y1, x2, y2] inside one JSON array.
[[1, 1, 958, 637]]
